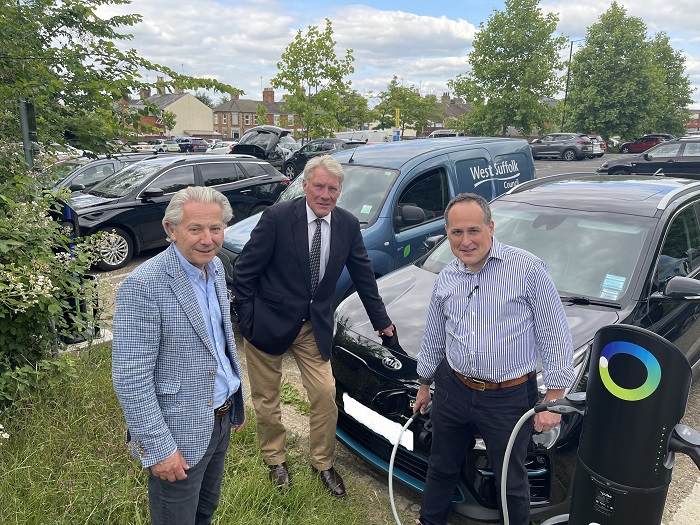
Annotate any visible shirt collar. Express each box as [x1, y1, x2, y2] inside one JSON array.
[[305, 202, 331, 225], [456, 237, 505, 273], [172, 243, 218, 281]]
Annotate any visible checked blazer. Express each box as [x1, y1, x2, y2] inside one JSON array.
[[233, 197, 390, 360], [112, 244, 245, 468]]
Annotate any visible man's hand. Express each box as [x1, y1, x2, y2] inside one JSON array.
[[231, 409, 247, 433], [413, 384, 432, 414], [378, 323, 394, 337], [534, 388, 565, 433], [149, 450, 190, 482]]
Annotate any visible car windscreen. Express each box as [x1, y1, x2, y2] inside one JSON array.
[[420, 202, 654, 302], [88, 157, 180, 198], [277, 165, 399, 226]]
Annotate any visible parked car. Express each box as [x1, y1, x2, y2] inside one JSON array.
[[217, 137, 535, 306], [131, 142, 157, 153], [151, 139, 181, 153], [529, 133, 593, 161], [205, 141, 238, 154], [331, 172, 700, 522], [618, 135, 669, 154], [598, 136, 700, 177], [45, 153, 174, 192], [282, 138, 365, 179], [66, 155, 289, 270], [587, 134, 606, 157], [175, 137, 209, 153], [232, 125, 298, 171]]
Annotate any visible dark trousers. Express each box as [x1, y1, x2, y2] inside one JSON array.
[[148, 416, 231, 525], [420, 359, 538, 525]]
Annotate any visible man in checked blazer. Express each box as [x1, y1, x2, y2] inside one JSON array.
[[232, 154, 394, 497], [112, 186, 245, 525]]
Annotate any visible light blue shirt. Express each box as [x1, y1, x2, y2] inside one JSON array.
[[417, 238, 574, 390], [173, 245, 240, 407]]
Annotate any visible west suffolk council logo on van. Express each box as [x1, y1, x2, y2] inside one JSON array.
[[470, 159, 522, 190], [599, 341, 661, 401], [382, 356, 402, 371]]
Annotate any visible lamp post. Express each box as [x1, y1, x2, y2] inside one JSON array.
[[560, 38, 585, 132]]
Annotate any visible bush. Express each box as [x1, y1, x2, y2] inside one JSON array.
[[0, 145, 102, 410]]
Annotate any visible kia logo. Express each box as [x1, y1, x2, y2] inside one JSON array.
[[382, 356, 402, 371]]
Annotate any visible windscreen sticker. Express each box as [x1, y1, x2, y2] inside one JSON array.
[[600, 288, 620, 300], [603, 274, 626, 291], [360, 204, 373, 214]]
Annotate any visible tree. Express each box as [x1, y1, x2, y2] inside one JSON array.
[[566, 2, 692, 141], [271, 18, 355, 141], [160, 110, 177, 137], [373, 77, 442, 136], [333, 88, 374, 132], [255, 103, 269, 126], [448, 0, 567, 136], [194, 92, 214, 108]]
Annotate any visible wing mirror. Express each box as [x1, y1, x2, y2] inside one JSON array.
[[652, 275, 700, 301]]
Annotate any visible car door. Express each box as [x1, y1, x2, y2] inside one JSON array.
[[676, 141, 700, 179], [631, 142, 682, 175], [199, 160, 251, 222], [136, 165, 196, 248], [530, 135, 552, 157]]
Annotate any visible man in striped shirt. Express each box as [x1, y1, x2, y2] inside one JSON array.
[[413, 193, 574, 525]]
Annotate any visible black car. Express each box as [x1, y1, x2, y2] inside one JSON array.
[[45, 153, 178, 193], [598, 137, 700, 178], [331, 173, 700, 522], [232, 125, 299, 171], [68, 155, 289, 271], [282, 138, 365, 179]]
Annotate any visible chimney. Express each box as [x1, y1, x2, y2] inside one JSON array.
[[232, 93, 239, 100], [156, 76, 166, 95], [140, 87, 151, 100], [263, 87, 275, 104], [442, 92, 451, 104]]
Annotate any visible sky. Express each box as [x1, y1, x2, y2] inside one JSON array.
[[96, 0, 700, 108]]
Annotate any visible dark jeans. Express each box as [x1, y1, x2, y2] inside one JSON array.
[[148, 416, 231, 525], [420, 359, 538, 525]]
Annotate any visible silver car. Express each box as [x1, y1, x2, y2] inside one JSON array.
[[530, 133, 593, 161]]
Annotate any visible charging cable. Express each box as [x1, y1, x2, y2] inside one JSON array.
[[389, 402, 432, 525], [501, 392, 587, 525]]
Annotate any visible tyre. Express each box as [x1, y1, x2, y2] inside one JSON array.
[[562, 149, 577, 161], [284, 163, 298, 179], [621, 146, 630, 153], [95, 227, 134, 271], [249, 204, 269, 216], [610, 168, 631, 175], [532, 155, 541, 160]]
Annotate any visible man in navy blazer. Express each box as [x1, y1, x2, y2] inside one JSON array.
[[233, 155, 393, 497], [113, 186, 245, 525]]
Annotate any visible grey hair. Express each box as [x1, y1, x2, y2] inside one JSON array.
[[303, 154, 345, 185], [162, 186, 233, 239], [444, 193, 492, 226]]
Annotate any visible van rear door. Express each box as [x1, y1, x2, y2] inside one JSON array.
[[450, 146, 533, 200]]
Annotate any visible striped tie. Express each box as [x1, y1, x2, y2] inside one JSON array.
[[310, 218, 322, 294]]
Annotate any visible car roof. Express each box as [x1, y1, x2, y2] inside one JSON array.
[[502, 173, 700, 217], [331, 136, 526, 170]]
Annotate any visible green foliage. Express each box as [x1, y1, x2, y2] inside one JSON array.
[[272, 18, 355, 141], [373, 77, 443, 135], [280, 381, 310, 415], [449, 0, 567, 136], [0, 344, 417, 524], [566, 3, 692, 141], [0, 0, 242, 155], [255, 103, 270, 126], [160, 110, 177, 136], [195, 91, 214, 108], [332, 88, 374, 132]]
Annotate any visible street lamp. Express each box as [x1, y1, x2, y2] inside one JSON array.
[[560, 38, 585, 132]]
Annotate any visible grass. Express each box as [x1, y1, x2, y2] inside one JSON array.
[[280, 381, 310, 415], [0, 344, 417, 524]]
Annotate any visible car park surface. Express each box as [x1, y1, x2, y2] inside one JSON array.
[[331, 173, 700, 522], [218, 137, 535, 307], [529, 133, 594, 161], [282, 137, 365, 179], [67, 155, 289, 271], [598, 136, 700, 178]]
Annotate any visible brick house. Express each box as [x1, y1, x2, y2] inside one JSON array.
[[212, 88, 301, 140]]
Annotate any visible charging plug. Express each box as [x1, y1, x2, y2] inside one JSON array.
[[535, 391, 587, 415]]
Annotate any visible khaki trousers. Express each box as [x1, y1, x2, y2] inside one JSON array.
[[244, 321, 338, 470]]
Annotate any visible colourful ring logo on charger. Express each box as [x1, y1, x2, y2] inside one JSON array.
[[599, 341, 661, 401]]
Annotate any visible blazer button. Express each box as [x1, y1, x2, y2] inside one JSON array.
[[210, 371, 216, 376], [207, 401, 213, 407], [310, 299, 314, 304]]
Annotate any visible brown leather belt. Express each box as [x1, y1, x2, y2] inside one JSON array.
[[214, 398, 232, 419], [454, 370, 535, 391]]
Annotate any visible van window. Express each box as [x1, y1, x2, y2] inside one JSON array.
[[395, 168, 449, 231]]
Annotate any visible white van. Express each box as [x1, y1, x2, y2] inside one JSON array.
[[334, 129, 391, 143]]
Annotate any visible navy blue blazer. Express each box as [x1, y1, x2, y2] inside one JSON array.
[[233, 198, 390, 360]]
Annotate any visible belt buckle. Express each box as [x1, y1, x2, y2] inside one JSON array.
[[470, 378, 486, 391]]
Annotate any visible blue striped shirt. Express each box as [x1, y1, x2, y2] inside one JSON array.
[[417, 238, 574, 390]]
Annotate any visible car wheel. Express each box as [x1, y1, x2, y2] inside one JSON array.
[[532, 155, 540, 160], [562, 149, 577, 161], [621, 146, 630, 153], [610, 168, 631, 175], [249, 204, 269, 216], [597, 154, 604, 158], [284, 163, 298, 179], [95, 227, 134, 271]]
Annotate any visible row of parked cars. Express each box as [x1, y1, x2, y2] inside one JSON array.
[[50, 132, 700, 522], [529, 133, 606, 161]]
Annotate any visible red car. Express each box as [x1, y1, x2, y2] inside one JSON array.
[[619, 135, 668, 153]]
